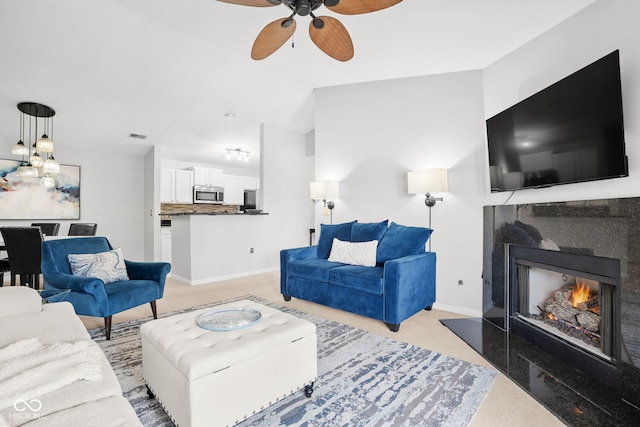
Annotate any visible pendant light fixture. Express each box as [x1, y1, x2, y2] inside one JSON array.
[[11, 102, 61, 187]]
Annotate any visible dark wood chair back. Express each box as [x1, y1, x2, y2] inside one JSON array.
[[0, 227, 44, 288], [31, 222, 61, 236], [68, 223, 98, 236], [0, 258, 9, 287]]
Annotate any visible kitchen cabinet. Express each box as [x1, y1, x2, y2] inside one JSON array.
[[160, 169, 174, 203], [191, 167, 224, 187], [241, 176, 260, 191], [161, 168, 193, 203], [223, 175, 243, 205]]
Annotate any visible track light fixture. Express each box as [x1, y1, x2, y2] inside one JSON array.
[[226, 148, 251, 162]]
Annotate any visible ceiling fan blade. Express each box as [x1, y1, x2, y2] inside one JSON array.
[[217, 0, 280, 7], [251, 18, 297, 60], [325, 0, 402, 15], [309, 16, 353, 62]]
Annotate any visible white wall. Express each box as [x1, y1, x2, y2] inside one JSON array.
[[314, 71, 487, 316], [261, 123, 315, 250], [144, 146, 161, 261], [483, 0, 640, 206], [0, 145, 147, 260], [313, 0, 640, 317]]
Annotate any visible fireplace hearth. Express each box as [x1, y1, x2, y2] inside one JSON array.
[[444, 198, 640, 426]]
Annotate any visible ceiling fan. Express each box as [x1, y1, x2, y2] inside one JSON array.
[[217, 0, 403, 62]]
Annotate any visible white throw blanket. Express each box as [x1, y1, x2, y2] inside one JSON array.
[[0, 338, 103, 412]]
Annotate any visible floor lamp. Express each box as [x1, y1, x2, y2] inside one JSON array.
[[407, 169, 448, 251], [310, 181, 340, 225]]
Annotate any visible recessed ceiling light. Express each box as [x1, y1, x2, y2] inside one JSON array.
[[224, 113, 236, 119]]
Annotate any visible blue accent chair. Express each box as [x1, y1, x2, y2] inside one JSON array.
[[41, 237, 171, 340]]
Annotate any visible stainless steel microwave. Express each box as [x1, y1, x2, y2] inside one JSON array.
[[193, 186, 224, 204]]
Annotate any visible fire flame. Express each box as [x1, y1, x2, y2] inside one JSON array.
[[571, 279, 591, 307]]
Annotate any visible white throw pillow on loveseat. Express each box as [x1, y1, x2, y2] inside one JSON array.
[[328, 238, 378, 267]]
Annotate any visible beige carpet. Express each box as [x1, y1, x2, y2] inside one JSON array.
[[79, 272, 563, 427]]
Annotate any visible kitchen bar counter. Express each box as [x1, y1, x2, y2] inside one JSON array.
[[165, 212, 269, 216], [169, 214, 278, 285]]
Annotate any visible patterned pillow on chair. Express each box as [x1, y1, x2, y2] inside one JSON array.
[[68, 248, 129, 284]]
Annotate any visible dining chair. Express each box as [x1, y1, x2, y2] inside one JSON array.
[[31, 222, 61, 236], [0, 258, 10, 287], [68, 223, 98, 236], [0, 227, 44, 289]]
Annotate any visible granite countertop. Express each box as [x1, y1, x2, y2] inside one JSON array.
[[164, 212, 268, 216]]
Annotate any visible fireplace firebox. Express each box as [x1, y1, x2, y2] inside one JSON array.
[[508, 245, 621, 387]]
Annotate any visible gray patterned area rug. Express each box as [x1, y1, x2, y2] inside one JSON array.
[[89, 296, 498, 427]]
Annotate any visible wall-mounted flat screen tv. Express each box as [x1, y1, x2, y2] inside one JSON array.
[[486, 50, 628, 192]]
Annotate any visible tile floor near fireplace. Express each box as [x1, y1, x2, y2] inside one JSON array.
[[476, 197, 640, 426], [441, 317, 640, 426]]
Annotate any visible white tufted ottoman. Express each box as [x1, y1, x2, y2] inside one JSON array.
[[140, 300, 317, 427]]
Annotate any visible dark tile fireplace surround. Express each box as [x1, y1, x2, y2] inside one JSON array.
[[442, 197, 640, 426]]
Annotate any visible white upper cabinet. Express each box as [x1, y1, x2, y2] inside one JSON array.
[[191, 167, 224, 187], [161, 168, 193, 203], [223, 175, 244, 205], [241, 176, 260, 191], [174, 169, 194, 203], [209, 169, 224, 187], [160, 169, 174, 203]]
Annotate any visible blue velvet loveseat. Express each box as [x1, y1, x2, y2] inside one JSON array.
[[280, 220, 436, 332]]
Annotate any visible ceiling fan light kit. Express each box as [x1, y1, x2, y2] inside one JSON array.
[[218, 0, 402, 61]]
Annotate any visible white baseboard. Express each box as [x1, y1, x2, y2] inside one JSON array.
[[432, 302, 482, 318], [171, 267, 279, 286]]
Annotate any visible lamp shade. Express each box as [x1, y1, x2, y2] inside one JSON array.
[[310, 181, 340, 200], [407, 169, 448, 194]]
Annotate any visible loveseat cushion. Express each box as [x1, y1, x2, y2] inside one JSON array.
[[328, 265, 384, 295], [289, 258, 346, 282], [317, 221, 356, 259], [350, 220, 388, 242], [376, 222, 433, 264]]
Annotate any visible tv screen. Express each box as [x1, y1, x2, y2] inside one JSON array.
[[486, 50, 627, 192]]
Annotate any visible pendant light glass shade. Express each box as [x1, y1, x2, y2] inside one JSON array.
[[36, 134, 54, 153], [30, 152, 44, 168], [12, 141, 30, 156], [40, 175, 55, 188], [17, 164, 38, 178], [43, 155, 60, 174]]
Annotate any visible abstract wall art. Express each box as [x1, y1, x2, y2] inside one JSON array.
[[0, 159, 80, 219]]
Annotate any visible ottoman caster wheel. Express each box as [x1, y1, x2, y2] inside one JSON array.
[[304, 382, 314, 398], [146, 385, 155, 399]]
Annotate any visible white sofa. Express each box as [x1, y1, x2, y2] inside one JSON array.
[[0, 287, 141, 427]]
